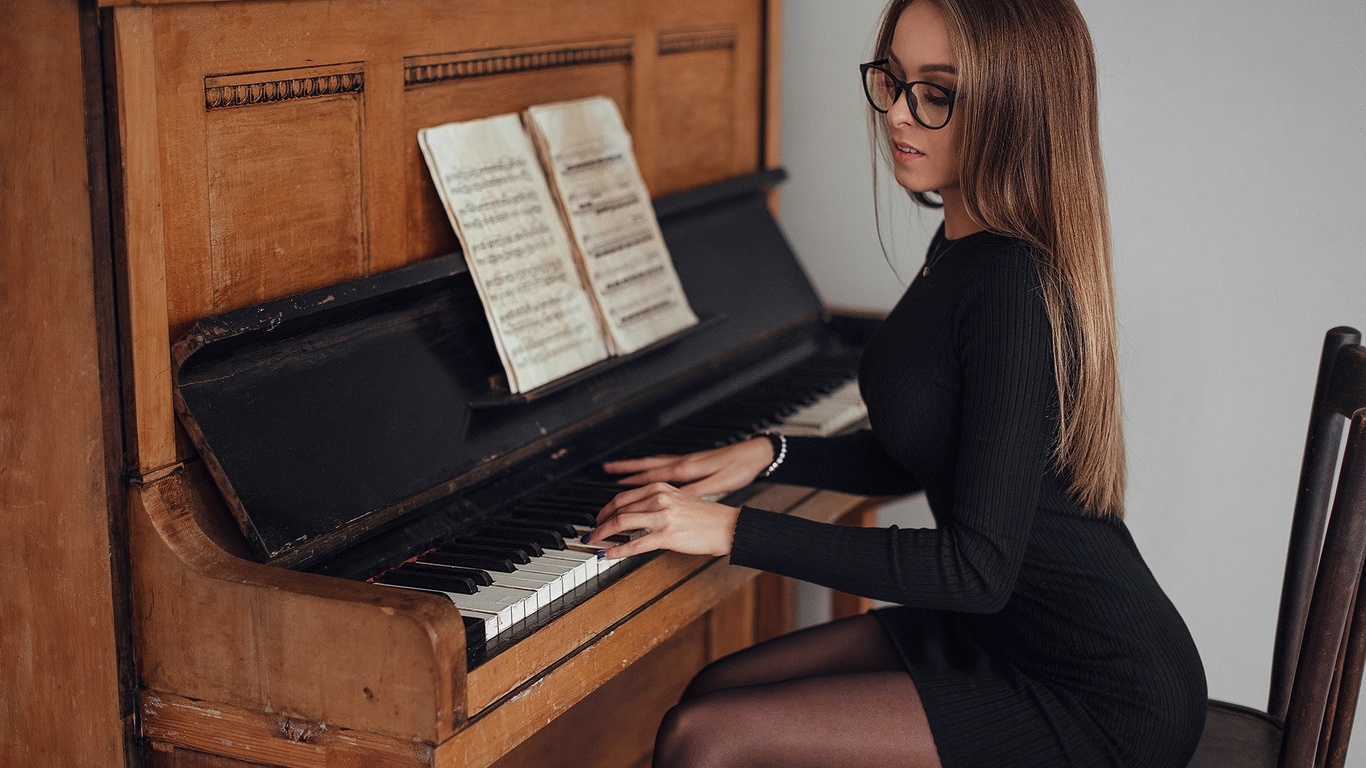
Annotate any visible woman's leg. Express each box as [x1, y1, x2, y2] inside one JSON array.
[[682, 612, 905, 700], [656, 613, 943, 768], [655, 671, 942, 768]]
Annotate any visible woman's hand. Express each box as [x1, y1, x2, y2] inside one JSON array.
[[586, 482, 741, 559], [601, 437, 775, 498]]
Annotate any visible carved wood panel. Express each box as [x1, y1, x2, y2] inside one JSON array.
[[654, 28, 739, 196], [204, 65, 367, 317]]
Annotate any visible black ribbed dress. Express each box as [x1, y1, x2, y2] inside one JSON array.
[[729, 228, 1207, 768]]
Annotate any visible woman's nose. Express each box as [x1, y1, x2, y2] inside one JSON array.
[[884, 88, 915, 125]]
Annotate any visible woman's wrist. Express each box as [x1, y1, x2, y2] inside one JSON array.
[[757, 432, 787, 478]]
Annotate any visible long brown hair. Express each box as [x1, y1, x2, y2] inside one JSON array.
[[872, 0, 1126, 517]]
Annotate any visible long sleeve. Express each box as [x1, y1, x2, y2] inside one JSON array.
[[730, 245, 1056, 612], [765, 430, 922, 496]]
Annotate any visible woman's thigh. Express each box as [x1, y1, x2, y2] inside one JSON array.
[[655, 670, 943, 768], [683, 612, 906, 700]]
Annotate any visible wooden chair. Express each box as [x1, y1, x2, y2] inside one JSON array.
[[1190, 326, 1366, 768]]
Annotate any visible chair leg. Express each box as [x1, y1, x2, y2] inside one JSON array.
[[1281, 414, 1366, 768]]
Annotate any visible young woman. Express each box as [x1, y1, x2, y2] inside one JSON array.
[[584, 0, 1208, 765]]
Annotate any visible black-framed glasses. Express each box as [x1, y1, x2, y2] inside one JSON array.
[[859, 60, 957, 130]]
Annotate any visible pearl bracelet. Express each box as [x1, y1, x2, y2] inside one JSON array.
[[759, 432, 787, 478]]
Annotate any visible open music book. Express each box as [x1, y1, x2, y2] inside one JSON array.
[[419, 96, 698, 394]]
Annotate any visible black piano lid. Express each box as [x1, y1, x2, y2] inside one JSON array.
[[171, 168, 825, 567]]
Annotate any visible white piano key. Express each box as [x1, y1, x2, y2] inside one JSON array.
[[489, 572, 555, 607], [515, 567, 564, 602], [447, 591, 511, 623], [450, 590, 521, 631], [517, 555, 582, 591], [564, 540, 624, 572], [372, 582, 500, 641], [542, 547, 602, 581], [774, 380, 867, 437], [477, 580, 542, 613]]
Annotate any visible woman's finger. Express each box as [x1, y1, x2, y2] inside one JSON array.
[[678, 476, 732, 498], [596, 482, 674, 524], [617, 467, 681, 486], [602, 455, 677, 474], [588, 510, 656, 543], [598, 530, 665, 560], [618, 456, 713, 486]]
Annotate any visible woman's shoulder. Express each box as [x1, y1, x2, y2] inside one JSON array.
[[948, 230, 1046, 303], [948, 231, 1051, 339], [957, 230, 1042, 279]]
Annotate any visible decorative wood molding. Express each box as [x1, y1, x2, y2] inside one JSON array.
[[658, 28, 737, 56], [204, 65, 364, 111], [404, 39, 633, 87]]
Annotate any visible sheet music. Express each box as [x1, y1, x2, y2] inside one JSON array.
[[420, 114, 609, 393], [525, 97, 698, 355]]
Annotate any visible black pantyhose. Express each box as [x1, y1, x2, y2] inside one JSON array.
[[652, 613, 943, 768]]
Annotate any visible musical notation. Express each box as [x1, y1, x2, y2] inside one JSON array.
[[526, 97, 698, 354], [420, 114, 609, 393]]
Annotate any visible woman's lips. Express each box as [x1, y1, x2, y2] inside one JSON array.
[[891, 141, 924, 162]]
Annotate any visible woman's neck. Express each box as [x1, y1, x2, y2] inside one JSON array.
[[939, 186, 985, 240]]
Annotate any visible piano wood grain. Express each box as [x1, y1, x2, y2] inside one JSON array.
[[131, 465, 468, 744], [100, 1, 863, 765], [141, 691, 433, 768], [134, 478, 868, 767]]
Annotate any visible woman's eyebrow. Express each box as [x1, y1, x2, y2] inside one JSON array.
[[886, 53, 957, 76]]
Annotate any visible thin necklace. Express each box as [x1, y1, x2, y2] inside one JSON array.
[[922, 236, 961, 276]]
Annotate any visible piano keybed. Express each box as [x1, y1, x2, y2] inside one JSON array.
[[367, 354, 864, 664]]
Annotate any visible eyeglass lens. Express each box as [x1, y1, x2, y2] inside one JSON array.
[[863, 67, 952, 129]]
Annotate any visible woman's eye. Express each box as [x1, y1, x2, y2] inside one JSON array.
[[924, 93, 952, 107]]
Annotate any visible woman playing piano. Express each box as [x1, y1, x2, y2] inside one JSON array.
[[585, 0, 1207, 765]]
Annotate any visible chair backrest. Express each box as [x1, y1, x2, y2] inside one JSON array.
[[1267, 327, 1366, 767], [1271, 328, 1364, 718]]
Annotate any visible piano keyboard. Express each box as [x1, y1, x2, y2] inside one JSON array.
[[769, 380, 866, 437], [369, 356, 865, 660]]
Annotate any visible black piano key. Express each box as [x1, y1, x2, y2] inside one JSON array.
[[409, 560, 495, 586], [502, 515, 581, 538], [437, 542, 532, 565], [519, 498, 601, 515], [421, 549, 517, 573], [557, 478, 625, 492], [478, 525, 564, 551], [462, 615, 487, 656], [377, 567, 478, 595], [545, 486, 616, 502], [467, 533, 544, 558]]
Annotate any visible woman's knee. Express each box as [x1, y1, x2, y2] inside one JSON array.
[[679, 656, 734, 702], [653, 699, 705, 767], [653, 694, 747, 768]]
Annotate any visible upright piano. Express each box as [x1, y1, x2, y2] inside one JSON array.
[[102, 1, 881, 765]]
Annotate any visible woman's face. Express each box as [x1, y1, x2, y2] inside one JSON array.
[[883, 1, 963, 198]]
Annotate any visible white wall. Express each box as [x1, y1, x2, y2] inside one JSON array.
[[780, 0, 1366, 760]]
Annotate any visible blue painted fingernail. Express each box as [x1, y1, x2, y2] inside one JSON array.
[[595, 550, 607, 559], [580, 533, 591, 544]]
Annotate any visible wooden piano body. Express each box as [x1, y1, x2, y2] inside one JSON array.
[[103, 0, 878, 765]]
